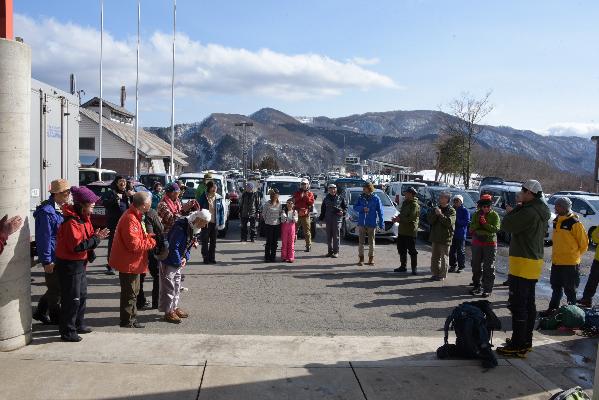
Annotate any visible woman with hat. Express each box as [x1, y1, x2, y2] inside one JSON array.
[[262, 188, 282, 262], [32, 179, 71, 325], [55, 186, 110, 342], [468, 194, 500, 297]]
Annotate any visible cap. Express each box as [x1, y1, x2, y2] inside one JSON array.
[[403, 186, 417, 195], [555, 197, 572, 210], [49, 179, 70, 194], [522, 179, 543, 194], [478, 194, 493, 207], [328, 183, 337, 189], [452, 195, 464, 203], [301, 178, 309, 184], [245, 182, 255, 191], [204, 173, 213, 180], [164, 182, 181, 193], [70, 186, 100, 204]]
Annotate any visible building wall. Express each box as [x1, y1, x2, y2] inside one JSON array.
[[79, 114, 134, 160]]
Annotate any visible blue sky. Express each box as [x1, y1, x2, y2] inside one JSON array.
[[14, 1, 599, 136]]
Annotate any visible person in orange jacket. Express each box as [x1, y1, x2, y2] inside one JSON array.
[[55, 186, 110, 342], [109, 191, 157, 328], [293, 179, 315, 252]]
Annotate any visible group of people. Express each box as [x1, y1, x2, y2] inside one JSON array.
[[33, 178, 213, 342]]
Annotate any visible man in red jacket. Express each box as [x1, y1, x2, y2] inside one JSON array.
[[293, 179, 315, 252], [109, 191, 156, 328]]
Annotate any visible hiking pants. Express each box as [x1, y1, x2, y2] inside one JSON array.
[[240, 216, 257, 241], [201, 222, 217, 262], [358, 226, 375, 259], [549, 265, 579, 310], [431, 243, 449, 278], [264, 224, 280, 261], [449, 237, 466, 269], [56, 261, 87, 339], [582, 259, 599, 302], [396, 234, 418, 270], [119, 272, 140, 326], [471, 245, 497, 292], [508, 275, 537, 347], [36, 271, 61, 323], [325, 218, 342, 255], [159, 263, 182, 314], [298, 216, 312, 247]]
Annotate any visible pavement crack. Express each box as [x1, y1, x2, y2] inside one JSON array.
[[349, 361, 368, 400], [196, 360, 208, 400]]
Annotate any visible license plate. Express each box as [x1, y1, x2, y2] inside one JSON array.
[[94, 207, 105, 215]]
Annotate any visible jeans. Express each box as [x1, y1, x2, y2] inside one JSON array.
[[36, 271, 61, 322], [325, 219, 342, 255], [201, 222, 217, 262], [358, 226, 375, 259], [264, 224, 280, 261], [582, 259, 599, 302], [471, 245, 497, 292], [508, 275, 537, 347], [56, 260, 87, 338], [449, 237, 466, 269], [119, 272, 140, 326], [431, 243, 449, 278], [396, 234, 418, 270], [240, 216, 257, 241], [549, 265, 578, 310]]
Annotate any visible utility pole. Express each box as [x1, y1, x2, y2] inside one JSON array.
[[235, 122, 253, 180], [593, 136, 599, 193]]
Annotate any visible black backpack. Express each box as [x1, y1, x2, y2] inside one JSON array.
[[437, 301, 499, 368]]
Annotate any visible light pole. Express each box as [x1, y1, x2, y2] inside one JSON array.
[[235, 121, 253, 180], [592, 136, 599, 193]]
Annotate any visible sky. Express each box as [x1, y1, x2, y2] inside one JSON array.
[[13, 0, 599, 137]]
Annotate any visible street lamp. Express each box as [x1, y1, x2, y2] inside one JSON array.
[[235, 121, 253, 180], [592, 136, 599, 193]]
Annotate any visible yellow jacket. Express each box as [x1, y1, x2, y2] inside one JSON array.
[[552, 213, 588, 266], [594, 228, 599, 261]]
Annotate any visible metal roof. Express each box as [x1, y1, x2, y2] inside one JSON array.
[[80, 108, 188, 166], [81, 97, 135, 118]]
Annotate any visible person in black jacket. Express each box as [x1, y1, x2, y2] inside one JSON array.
[[239, 182, 260, 242], [104, 175, 133, 275], [319, 184, 347, 258], [138, 208, 165, 309]]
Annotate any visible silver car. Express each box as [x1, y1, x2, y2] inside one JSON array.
[[341, 187, 399, 242]]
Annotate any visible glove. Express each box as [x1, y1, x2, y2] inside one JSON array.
[[479, 215, 487, 225]]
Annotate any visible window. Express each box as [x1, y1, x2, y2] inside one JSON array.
[[79, 137, 95, 151], [570, 198, 592, 215]]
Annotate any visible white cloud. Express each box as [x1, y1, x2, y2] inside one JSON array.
[[349, 57, 381, 66], [14, 14, 398, 105], [541, 122, 599, 138]]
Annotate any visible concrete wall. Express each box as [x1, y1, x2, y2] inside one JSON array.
[[0, 39, 32, 351]]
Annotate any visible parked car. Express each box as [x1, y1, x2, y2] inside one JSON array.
[[310, 179, 320, 190], [547, 193, 599, 245], [258, 175, 317, 238], [138, 173, 174, 188], [79, 168, 117, 186], [465, 190, 480, 202], [479, 184, 522, 243], [416, 186, 477, 240], [385, 181, 428, 210], [341, 188, 399, 242], [86, 180, 149, 229], [334, 177, 368, 195], [227, 179, 240, 219], [178, 172, 230, 237]]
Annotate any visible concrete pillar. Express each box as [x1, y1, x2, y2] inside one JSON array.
[[0, 38, 32, 351]]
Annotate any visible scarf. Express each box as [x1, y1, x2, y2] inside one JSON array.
[[163, 195, 181, 216]]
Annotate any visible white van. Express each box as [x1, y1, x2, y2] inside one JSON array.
[[79, 167, 117, 186], [386, 181, 427, 209]]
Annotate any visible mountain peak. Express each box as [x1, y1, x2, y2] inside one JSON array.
[[250, 108, 300, 126]]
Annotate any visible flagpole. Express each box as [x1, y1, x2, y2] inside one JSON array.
[[134, 0, 140, 179], [98, 0, 103, 169], [169, 0, 176, 176]]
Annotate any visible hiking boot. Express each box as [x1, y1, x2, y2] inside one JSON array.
[[367, 257, 374, 266], [577, 298, 592, 308], [481, 291, 491, 298], [457, 266, 465, 273], [496, 344, 529, 358], [411, 268, 418, 276], [394, 266, 407, 273], [470, 287, 483, 296], [175, 308, 189, 318], [325, 252, 333, 258], [358, 256, 364, 266], [448, 266, 456, 273], [33, 311, 51, 325], [306, 245, 311, 252], [538, 308, 558, 318], [164, 312, 182, 324], [77, 326, 93, 334], [331, 253, 339, 258], [505, 338, 532, 353], [61, 335, 82, 342]]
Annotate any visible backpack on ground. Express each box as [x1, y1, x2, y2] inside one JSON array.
[[548, 386, 590, 400], [558, 305, 585, 329], [581, 307, 599, 336], [538, 309, 561, 330], [437, 301, 498, 368]]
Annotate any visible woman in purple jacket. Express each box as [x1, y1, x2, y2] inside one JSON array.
[[449, 195, 471, 273]]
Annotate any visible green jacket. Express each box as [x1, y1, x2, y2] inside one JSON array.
[[469, 209, 501, 244], [501, 198, 551, 280], [426, 205, 456, 245], [194, 182, 208, 202], [398, 198, 420, 237]]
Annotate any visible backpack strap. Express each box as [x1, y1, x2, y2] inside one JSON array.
[[443, 309, 456, 345]]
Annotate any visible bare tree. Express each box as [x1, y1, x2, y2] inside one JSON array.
[[441, 91, 493, 188]]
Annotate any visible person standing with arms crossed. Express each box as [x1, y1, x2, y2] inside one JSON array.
[[319, 183, 347, 258], [294, 179, 315, 252], [393, 187, 420, 275]]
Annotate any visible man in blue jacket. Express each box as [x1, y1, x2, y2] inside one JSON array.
[[33, 179, 71, 325], [449, 195, 470, 273], [353, 183, 384, 266]]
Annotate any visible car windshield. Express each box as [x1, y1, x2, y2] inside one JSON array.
[[178, 177, 223, 198], [101, 172, 117, 182], [139, 174, 166, 187], [431, 189, 476, 208], [335, 179, 367, 193], [265, 181, 301, 196], [587, 200, 599, 212], [349, 191, 393, 207], [227, 181, 236, 192]]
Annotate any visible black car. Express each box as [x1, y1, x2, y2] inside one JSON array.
[[417, 186, 477, 239]]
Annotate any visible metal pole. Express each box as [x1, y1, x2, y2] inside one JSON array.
[[169, 0, 176, 176], [134, 0, 140, 179], [234, 122, 253, 180], [98, 0, 103, 169], [251, 137, 254, 172]]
